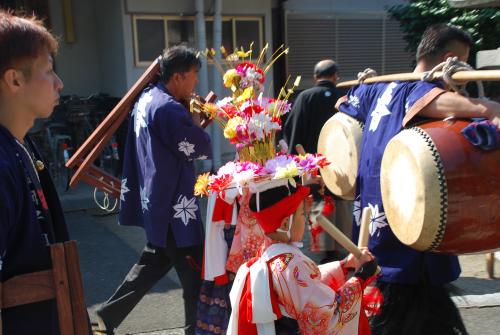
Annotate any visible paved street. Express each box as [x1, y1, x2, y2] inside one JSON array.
[[61, 184, 500, 335]]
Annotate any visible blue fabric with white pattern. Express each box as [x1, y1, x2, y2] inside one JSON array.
[[338, 81, 460, 285], [119, 83, 212, 248]]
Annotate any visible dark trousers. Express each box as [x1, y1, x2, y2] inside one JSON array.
[[370, 281, 468, 335], [97, 231, 203, 335]]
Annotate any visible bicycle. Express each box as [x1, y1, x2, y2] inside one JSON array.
[[65, 93, 123, 211]]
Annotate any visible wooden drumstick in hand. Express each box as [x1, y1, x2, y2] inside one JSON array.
[[357, 206, 381, 274], [358, 207, 372, 248], [317, 214, 381, 275], [317, 214, 363, 259]]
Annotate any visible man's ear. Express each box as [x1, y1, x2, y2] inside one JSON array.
[[442, 52, 455, 62], [172, 72, 182, 83], [2, 69, 24, 92]]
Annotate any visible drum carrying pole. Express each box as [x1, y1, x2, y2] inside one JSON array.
[[337, 69, 500, 88]]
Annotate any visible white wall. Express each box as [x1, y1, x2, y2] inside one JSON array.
[[95, 0, 128, 96], [283, 0, 406, 13], [49, 0, 101, 96]]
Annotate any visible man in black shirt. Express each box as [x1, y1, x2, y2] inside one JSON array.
[[282, 59, 340, 154], [282, 59, 352, 263]]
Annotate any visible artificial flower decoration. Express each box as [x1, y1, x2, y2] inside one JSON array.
[[193, 43, 329, 197], [196, 44, 300, 164], [194, 172, 210, 197]]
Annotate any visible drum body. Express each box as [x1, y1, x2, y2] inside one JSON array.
[[381, 119, 500, 254], [318, 113, 363, 200]]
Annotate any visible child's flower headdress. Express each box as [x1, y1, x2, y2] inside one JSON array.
[[194, 142, 329, 196], [193, 44, 301, 164], [193, 44, 329, 197]]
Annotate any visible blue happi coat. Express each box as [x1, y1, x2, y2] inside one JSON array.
[[119, 83, 212, 248], [338, 81, 461, 285], [0, 124, 69, 334]]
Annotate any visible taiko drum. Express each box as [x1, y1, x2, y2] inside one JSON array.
[[381, 119, 500, 254]]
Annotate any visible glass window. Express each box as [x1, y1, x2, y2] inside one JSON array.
[[235, 20, 261, 55], [167, 19, 195, 47], [132, 15, 263, 66], [135, 19, 165, 64], [206, 20, 234, 54]]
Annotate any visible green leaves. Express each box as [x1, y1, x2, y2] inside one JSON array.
[[388, 0, 500, 58]]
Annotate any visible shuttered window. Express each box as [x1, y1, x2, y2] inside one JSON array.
[[286, 13, 413, 87]]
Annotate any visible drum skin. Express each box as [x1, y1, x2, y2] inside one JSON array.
[[317, 113, 363, 200], [381, 119, 500, 254]]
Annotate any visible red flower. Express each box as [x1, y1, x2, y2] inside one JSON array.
[[209, 174, 233, 193]]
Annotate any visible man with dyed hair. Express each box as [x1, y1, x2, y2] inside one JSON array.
[[0, 10, 70, 334]]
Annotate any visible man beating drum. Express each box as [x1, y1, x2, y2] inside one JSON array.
[[334, 24, 500, 335]]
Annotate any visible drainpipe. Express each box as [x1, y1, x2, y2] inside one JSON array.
[[195, 0, 211, 171], [211, 0, 223, 169], [195, 0, 209, 96]]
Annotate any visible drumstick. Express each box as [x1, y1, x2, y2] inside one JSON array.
[[358, 207, 372, 248], [318, 214, 382, 275], [356, 206, 381, 274], [317, 214, 362, 258]]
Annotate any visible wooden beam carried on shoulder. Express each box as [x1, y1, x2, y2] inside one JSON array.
[[337, 69, 500, 88]]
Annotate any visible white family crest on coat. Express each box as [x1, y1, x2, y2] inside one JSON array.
[[369, 82, 397, 132], [348, 95, 360, 108], [0, 251, 5, 271], [140, 186, 150, 212], [368, 203, 388, 237], [120, 178, 130, 201], [133, 90, 153, 137], [178, 139, 195, 156], [173, 195, 199, 226], [353, 195, 361, 227]]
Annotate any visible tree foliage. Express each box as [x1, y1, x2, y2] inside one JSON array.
[[388, 0, 500, 56]]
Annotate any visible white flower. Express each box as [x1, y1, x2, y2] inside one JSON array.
[[173, 195, 199, 226], [133, 90, 153, 137], [368, 203, 388, 237], [216, 97, 234, 107], [196, 155, 208, 160], [216, 161, 237, 176], [263, 155, 294, 175], [120, 178, 130, 202], [247, 113, 280, 140], [178, 139, 195, 156], [140, 186, 150, 212]]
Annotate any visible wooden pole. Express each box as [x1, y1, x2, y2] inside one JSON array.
[[337, 69, 500, 88], [66, 58, 160, 169], [357, 207, 372, 248], [317, 215, 362, 258]]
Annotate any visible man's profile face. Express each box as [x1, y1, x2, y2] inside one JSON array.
[[21, 51, 64, 119], [178, 66, 199, 101]]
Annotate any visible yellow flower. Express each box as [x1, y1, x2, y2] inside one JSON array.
[[204, 103, 219, 118], [236, 87, 255, 103], [273, 162, 299, 180], [223, 69, 240, 88], [194, 172, 210, 197], [237, 50, 251, 58], [223, 116, 244, 139]]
